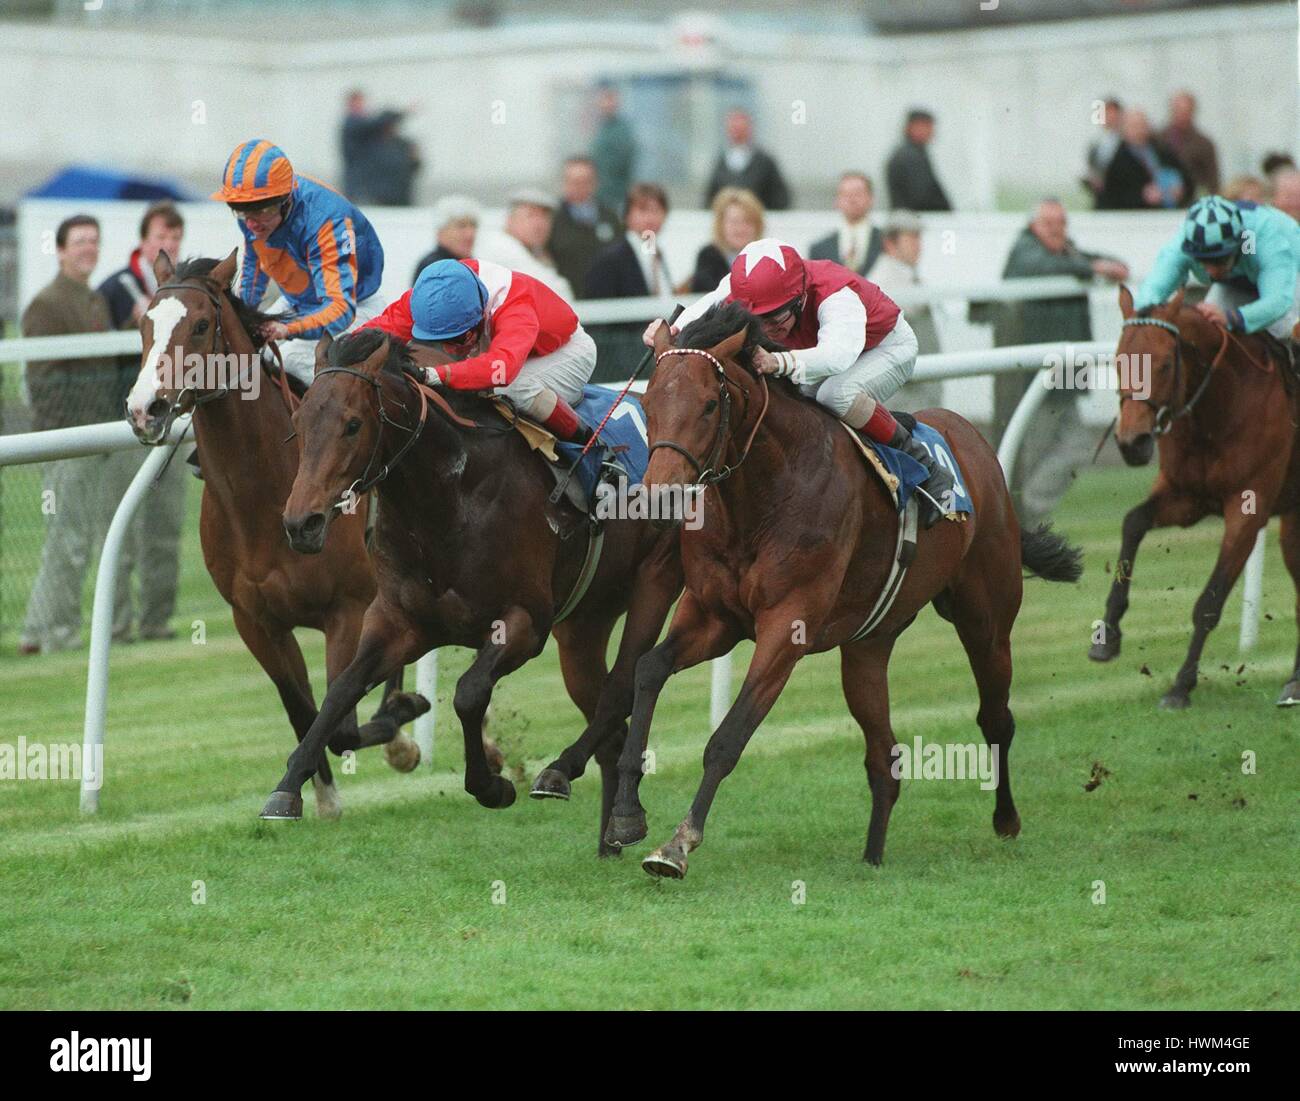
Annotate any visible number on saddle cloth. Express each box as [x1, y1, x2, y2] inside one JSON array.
[[872, 415, 974, 519]]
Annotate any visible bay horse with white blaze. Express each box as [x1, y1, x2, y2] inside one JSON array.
[[265, 329, 683, 856], [604, 303, 1083, 879], [126, 252, 428, 816], [1089, 286, 1300, 708]]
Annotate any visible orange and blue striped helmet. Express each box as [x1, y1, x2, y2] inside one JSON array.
[[211, 139, 296, 203]]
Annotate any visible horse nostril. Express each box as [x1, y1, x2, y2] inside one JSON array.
[[145, 399, 169, 420], [300, 514, 326, 538]]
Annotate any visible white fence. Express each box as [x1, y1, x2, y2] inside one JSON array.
[[0, 284, 1267, 811]]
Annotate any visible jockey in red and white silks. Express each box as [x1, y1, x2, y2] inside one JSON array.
[[644, 237, 954, 524]]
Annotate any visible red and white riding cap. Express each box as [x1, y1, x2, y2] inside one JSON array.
[[726, 238, 807, 314]]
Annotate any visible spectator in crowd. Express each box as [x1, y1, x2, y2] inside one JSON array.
[[809, 172, 883, 276], [686, 186, 764, 293], [548, 156, 622, 299], [590, 82, 637, 213], [97, 201, 188, 643], [867, 211, 939, 354], [1269, 170, 1300, 222], [339, 91, 419, 204], [1223, 175, 1266, 204], [998, 199, 1130, 530], [1097, 109, 1191, 210], [18, 216, 122, 654], [1261, 152, 1295, 180], [412, 195, 480, 284], [1084, 96, 1124, 207], [704, 108, 791, 211], [1159, 90, 1220, 198], [885, 109, 952, 213], [865, 210, 941, 411], [476, 189, 574, 300], [585, 183, 673, 298]]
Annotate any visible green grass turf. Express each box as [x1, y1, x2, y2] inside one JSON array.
[[0, 464, 1296, 1010]]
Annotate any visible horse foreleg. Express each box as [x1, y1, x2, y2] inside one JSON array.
[[259, 600, 424, 820], [231, 607, 341, 820], [605, 591, 738, 852], [453, 605, 546, 810], [840, 636, 900, 865], [1160, 503, 1269, 710], [642, 612, 803, 880]]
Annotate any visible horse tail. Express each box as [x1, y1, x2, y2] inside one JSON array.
[[1020, 522, 1083, 583]]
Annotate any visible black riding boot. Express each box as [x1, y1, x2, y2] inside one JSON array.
[[889, 422, 953, 528]]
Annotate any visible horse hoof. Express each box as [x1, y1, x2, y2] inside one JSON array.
[[604, 811, 648, 849], [642, 846, 687, 879], [1087, 640, 1120, 662], [1159, 690, 1191, 711], [529, 769, 571, 801], [383, 735, 421, 773], [1276, 680, 1300, 707], [474, 776, 516, 810], [994, 812, 1022, 839], [259, 790, 303, 820]]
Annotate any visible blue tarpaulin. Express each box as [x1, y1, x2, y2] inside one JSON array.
[[25, 166, 192, 201]]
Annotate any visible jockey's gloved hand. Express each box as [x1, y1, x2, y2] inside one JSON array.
[[419, 366, 443, 388]]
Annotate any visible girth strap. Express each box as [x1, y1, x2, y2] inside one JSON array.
[[553, 522, 605, 624], [849, 497, 919, 642]]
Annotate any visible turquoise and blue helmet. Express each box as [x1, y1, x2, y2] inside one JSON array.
[[1180, 196, 1245, 260], [410, 260, 488, 341]]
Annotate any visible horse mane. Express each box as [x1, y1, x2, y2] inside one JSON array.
[[329, 326, 415, 375], [675, 302, 819, 405], [175, 256, 277, 348]]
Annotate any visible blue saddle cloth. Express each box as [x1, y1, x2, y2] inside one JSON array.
[[555, 386, 650, 500], [868, 419, 974, 518]]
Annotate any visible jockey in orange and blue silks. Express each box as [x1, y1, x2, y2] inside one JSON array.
[[211, 139, 387, 384]]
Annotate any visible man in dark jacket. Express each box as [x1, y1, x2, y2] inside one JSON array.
[[885, 109, 952, 212], [809, 172, 883, 275], [998, 200, 1130, 530], [591, 83, 637, 212], [1098, 109, 1192, 210], [704, 109, 791, 211], [548, 156, 622, 299], [1159, 91, 1220, 199], [97, 201, 188, 642]]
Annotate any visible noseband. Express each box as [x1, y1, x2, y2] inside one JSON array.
[[649, 346, 770, 485], [1120, 316, 1228, 436]]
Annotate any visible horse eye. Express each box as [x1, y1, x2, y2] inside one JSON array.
[[193, 319, 209, 334], [703, 399, 718, 415], [344, 418, 362, 436]]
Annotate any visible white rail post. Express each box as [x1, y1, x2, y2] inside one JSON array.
[[414, 650, 437, 769], [1239, 530, 1266, 653], [81, 441, 179, 813], [709, 655, 731, 731]]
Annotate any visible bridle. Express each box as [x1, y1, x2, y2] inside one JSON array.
[[1119, 315, 1229, 436], [312, 364, 431, 511], [150, 279, 238, 419], [649, 346, 770, 485]]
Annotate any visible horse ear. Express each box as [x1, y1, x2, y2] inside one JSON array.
[[712, 326, 749, 364], [1118, 284, 1134, 319], [153, 249, 175, 286], [314, 332, 333, 374], [1167, 287, 1185, 314], [210, 249, 239, 291], [652, 317, 673, 358], [362, 334, 390, 376]]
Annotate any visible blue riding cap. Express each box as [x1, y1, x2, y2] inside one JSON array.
[[1181, 196, 1245, 260], [410, 260, 489, 341]]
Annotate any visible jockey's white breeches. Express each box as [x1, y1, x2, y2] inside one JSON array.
[[798, 314, 919, 416], [1205, 276, 1300, 341], [494, 324, 596, 410]]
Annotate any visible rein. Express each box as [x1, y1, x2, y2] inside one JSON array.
[[649, 346, 770, 485]]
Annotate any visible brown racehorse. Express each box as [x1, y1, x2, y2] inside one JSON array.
[[602, 303, 1083, 879], [126, 252, 429, 816], [1089, 286, 1300, 707], [265, 328, 683, 856]]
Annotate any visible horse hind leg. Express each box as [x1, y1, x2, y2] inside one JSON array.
[[840, 637, 900, 866], [949, 572, 1022, 839], [1273, 512, 1300, 706]]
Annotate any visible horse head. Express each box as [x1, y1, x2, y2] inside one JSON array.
[[126, 250, 245, 444], [1114, 284, 1192, 466]]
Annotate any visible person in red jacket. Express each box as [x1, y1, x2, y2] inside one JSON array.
[[363, 257, 595, 442]]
